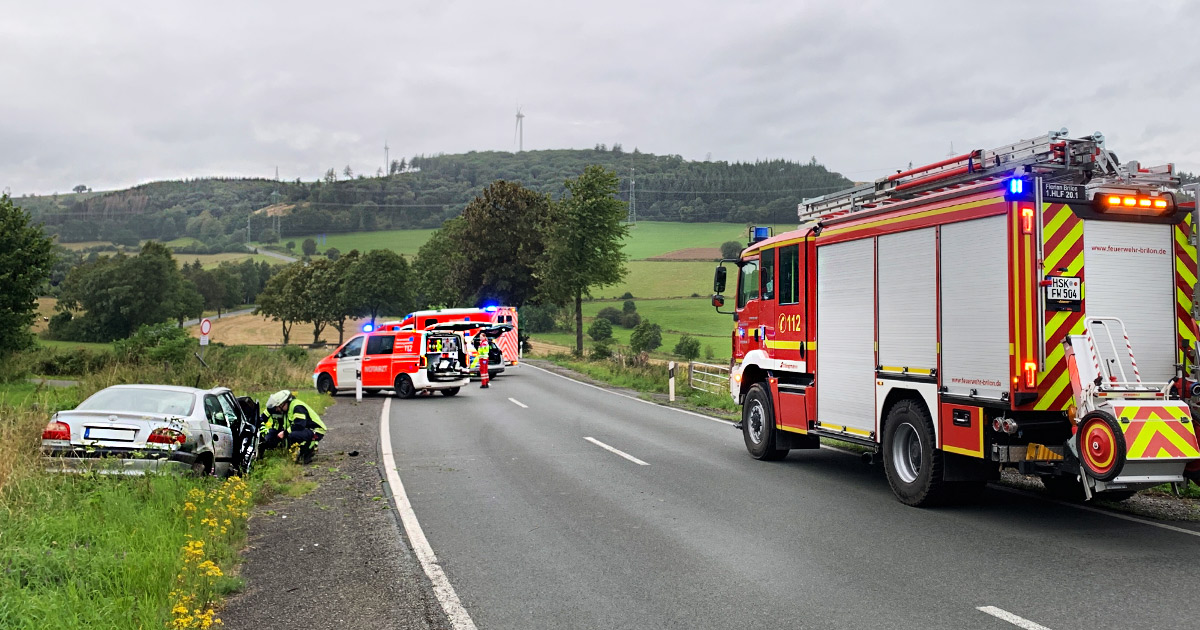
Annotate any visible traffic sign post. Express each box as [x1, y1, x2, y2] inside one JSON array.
[[199, 318, 212, 349]]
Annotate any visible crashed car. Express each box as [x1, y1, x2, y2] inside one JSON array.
[[42, 384, 261, 477]]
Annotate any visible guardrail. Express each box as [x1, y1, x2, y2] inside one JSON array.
[[689, 361, 730, 395]]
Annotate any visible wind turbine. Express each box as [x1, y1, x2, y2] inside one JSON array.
[[515, 107, 525, 152]]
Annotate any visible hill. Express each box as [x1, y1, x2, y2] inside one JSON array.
[[14, 148, 852, 250]]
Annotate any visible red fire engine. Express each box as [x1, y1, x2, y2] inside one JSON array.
[[713, 130, 1200, 506], [390, 306, 520, 368]]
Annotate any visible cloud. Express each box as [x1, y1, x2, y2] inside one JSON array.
[[2, 0, 1197, 195]]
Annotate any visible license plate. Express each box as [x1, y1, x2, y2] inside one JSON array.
[[1046, 276, 1081, 301], [84, 427, 137, 442]]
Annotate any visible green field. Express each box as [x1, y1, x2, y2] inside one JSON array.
[[36, 339, 114, 352], [621, 222, 793, 260], [593, 261, 716, 299], [265, 229, 437, 258], [533, 297, 732, 361]]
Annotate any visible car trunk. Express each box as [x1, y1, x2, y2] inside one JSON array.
[[59, 411, 181, 450]]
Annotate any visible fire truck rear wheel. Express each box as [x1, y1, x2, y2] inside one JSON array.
[[440, 387, 460, 397], [394, 374, 416, 399], [317, 373, 336, 396], [742, 383, 788, 461], [882, 399, 946, 506]]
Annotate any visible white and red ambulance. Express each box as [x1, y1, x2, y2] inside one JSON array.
[[313, 326, 469, 398], [390, 306, 520, 367]]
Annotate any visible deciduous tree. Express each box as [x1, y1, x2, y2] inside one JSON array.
[[0, 195, 55, 354], [343, 249, 413, 326]]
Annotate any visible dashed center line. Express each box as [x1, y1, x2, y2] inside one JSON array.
[[584, 437, 650, 466], [977, 606, 1054, 630], [508, 397, 528, 408]]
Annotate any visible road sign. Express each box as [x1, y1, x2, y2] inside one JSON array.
[[200, 318, 212, 346]]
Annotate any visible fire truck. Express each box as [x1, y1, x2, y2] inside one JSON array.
[[391, 306, 520, 368], [712, 129, 1200, 506]]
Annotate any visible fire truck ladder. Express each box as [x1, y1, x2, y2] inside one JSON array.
[[1081, 316, 1156, 391], [797, 129, 1178, 226]]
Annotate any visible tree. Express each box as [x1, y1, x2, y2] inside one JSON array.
[[293, 258, 333, 344], [674, 334, 701, 361], [302, 238, 317, 256], [285, 241, 296, 251], [411, 218, 469, 308], [343, 249, 413, 326], [587, 318, 613, 342], [255, 263, 306, 344], [622, 300, 636, 314], [343, 165, 354, 180], [72, 185, 88, 194], [325, 247, 340, 261], [0, 195, 55, 354], [321, 249, 359, 344], [539, 166, 629, 354], [453, 181, 555, 306], [629, 319, 662, 354], [720, 241, 743, 259], [56, 241, 188, 341], [596, 307, 622, 324]]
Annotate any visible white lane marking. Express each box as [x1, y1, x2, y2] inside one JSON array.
[[508, 397, 528, 408], [529, 362, 1200, 539], [977, 606, 1054, 630], [379, 398, 478, 630], [991, 485, 1200, 538], [584, 437, 650, 466], [525, 362, 732, 425]]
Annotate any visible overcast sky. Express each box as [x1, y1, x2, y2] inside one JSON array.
[[3, 0, 1197, 196]]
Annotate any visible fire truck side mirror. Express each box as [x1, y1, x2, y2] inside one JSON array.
[[711, 294, 725, 309], [713, 266, 727, 294]]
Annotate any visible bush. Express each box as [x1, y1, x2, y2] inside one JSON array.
[[28, 347, 114, 376], [620, 312, 641, 329], [596, 307, 623, 325], [620, 292, 634, 299], [278, 345, 308, 365], [674, 335, 701, 361], [622, 300, 636, 315], [325, 247, 341, 261], [113, 323, 193, 365], [587, 318, 613, 341], [302, 238, 317, 256], [518, 304, 558, 333], [720, 240, 743, 259], [590, 339, 613, 360], [704, 345, 715, 360], [630, 320, 663, 354]]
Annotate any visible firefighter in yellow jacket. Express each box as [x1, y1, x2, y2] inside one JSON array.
[[261, 390, 327, 464]]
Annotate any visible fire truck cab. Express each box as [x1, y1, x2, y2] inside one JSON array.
[[313, 326, 469, 399], [714, 130, 1200, 506], [391, 306, 520, 368]]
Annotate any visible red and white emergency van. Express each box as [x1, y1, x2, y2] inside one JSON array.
[[391, 306, 520, 367], [313, 327, 469, 398], [713, 130, 1200, 506]]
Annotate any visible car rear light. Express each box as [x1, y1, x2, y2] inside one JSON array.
[[42, 421, 70, 441], [147, 427, 185, 445]]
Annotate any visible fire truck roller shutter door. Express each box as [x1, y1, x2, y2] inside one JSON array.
[[878, 228, 937, 372], [816, 239, 876, 434], [940, 216, 1009, 400], [1082, 221, 1175, 383]]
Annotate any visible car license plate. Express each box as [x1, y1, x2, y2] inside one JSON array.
[[1046, 276, 1081, 301], [84, 427, 137, 441]]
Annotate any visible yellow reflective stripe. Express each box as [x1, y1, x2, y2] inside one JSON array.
[[1180, 319, 1197, 342], [1033, 369, 1071, 411], [778, 425, 809, 435], [943, 444, 984, 458], [806, 341, 817, 350], [766, 340, 802, 350], [817, 422, 872, 437], [822, 197, 1000, 235], [1041, 206, 1072, 244], [1177, 257, 1197, 289], [878, 366, 934, 375]]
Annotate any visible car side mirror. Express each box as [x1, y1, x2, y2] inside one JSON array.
[[713, 266, 727, 294]]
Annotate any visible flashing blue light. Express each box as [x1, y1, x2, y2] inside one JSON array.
[[484, 305, 499, 313], [753, 226, 770, 242], [463, 316, 471, 321], [1009, 178, 1024, 195], [362, 323, 375, 333]]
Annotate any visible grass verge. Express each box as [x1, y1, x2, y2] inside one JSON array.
[[539, 353, 739, 417]]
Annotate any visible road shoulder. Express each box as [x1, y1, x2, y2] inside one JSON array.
[[222, 396, 451, 630]]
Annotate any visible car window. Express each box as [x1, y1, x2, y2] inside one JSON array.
[[203, 395, 228, 427], [78, 388, 196, 416], [367, 335, 395, 355], [217, 393, 242, 427], [423, 318, 438, 328], [340, 336, 365, 358]]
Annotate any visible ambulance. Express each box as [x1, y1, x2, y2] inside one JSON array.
[[313, 326, 469, 398], [390, 306, 521, 367]]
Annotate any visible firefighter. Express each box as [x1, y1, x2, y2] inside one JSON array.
[[476, 332, 491, 388], [260, 390, 327, 464]]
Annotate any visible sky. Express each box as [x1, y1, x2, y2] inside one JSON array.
[[2, 0, 1198, 196]]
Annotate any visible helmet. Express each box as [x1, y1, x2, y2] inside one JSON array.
[[266, 390, 292, 410]]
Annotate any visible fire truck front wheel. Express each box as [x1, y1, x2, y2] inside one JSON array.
[[882, 399, 947, 507], [393, 374, 416, 399], [742, 383, 788, 461]]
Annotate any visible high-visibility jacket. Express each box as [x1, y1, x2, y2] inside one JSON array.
[[263, 398, 327, 441]]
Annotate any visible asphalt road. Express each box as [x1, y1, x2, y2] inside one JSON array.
[[385, 363, 1200, 630]]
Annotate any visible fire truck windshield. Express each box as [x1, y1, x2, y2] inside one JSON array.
[[737, 261, 759, 308]]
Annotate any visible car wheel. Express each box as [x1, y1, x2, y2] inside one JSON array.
[[394, 374, 416, 399], [882, 399, 947, 506], [440, 387, 460, 397], [742, 383, 788, 461], [190, 456, 212, 477], [317, 373, 337, 396]]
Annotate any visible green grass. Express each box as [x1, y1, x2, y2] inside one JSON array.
[[620, 222, 793, 260], [0, 382, 81, 409], [584, 298, 731, 338], [36, 339, 114, 352], [597, 261, 718, 300], [259, 229, 437, 258], [542, 355, 738, 414]]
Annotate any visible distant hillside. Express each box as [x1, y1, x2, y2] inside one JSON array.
[[15, 147, 853, 248]]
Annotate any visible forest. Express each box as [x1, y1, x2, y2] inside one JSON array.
[[15, 147, 854, 250]]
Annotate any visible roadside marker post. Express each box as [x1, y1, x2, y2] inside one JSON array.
[[356, 369, 363, 402], [669, 361, 676, 402]]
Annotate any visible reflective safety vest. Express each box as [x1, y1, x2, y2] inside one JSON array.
[[263, 398, 327, 439]]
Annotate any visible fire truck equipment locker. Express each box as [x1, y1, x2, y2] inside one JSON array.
[[939, 216, 1009, 400], [816, 239, 875, 435]]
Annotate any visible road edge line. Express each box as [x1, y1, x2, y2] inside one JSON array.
[[379, 397, 478, 630], [584, 436, 650, 466], [977, 605, 1054, 630]]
